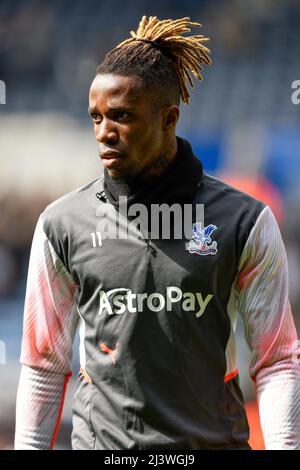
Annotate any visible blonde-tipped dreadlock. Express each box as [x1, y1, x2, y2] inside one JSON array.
[[115, 16, 211, 105], [96, 15, 211, 106]]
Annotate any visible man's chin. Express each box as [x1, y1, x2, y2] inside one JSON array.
[[105, 167, 133, 179], [104, 163, 141, 180], [106, 168, 123, 178]]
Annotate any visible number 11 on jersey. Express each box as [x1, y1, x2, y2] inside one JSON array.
[[91, 231, 102, 247]]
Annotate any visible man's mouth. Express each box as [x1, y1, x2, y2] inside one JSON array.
[[100, 150, 123, 168]]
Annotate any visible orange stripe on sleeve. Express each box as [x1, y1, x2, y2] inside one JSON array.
[[50, 371, 72, 449], [224, 368, 238, 383]]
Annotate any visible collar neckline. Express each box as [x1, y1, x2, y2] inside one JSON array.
[[102, 136, 203, 207]]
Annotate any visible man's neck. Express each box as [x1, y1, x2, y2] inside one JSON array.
[[139, 136, 178, 183]]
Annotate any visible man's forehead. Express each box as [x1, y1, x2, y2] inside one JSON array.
[[89, 74, 144, 106]]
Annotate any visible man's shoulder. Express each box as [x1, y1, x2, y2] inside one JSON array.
[[40, 176, 103, 236], [42, 177, 101, 218], [201, 172, 266, 212], [200, 172, 268, 259]]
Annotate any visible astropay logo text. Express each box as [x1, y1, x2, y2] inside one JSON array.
[[99, 286, 213, 318]]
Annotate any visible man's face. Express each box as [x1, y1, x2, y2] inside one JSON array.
[[89, 73, 170, 178]]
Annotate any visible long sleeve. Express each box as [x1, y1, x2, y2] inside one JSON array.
[[15, 214, 79, 449], [15, 366, 71, 449], [236, 205, 300, 449]]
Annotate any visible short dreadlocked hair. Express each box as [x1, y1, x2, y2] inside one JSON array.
[[96, 15, 211, 107]]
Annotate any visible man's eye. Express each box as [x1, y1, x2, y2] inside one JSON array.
[[116, 111, 130, 121], [91, 113, 101, 122]]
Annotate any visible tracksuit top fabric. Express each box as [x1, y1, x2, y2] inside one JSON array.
[[28, 136, 266, 450]]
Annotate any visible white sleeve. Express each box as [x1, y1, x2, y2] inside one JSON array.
[[15, 214, 79, 449], [15, 366, 71, 450], [236, 205, 300, 450]]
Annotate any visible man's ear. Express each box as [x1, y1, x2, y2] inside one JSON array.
[[162, 105, 180, 131]]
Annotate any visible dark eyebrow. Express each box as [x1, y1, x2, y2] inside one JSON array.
[[88, 106, 135, 116], [110, 106, 134, 111]]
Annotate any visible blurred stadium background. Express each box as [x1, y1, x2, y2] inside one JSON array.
[[0, 0, 300, 450]]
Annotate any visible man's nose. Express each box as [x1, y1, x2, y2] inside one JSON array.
[[95, 119, 118, 145]]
